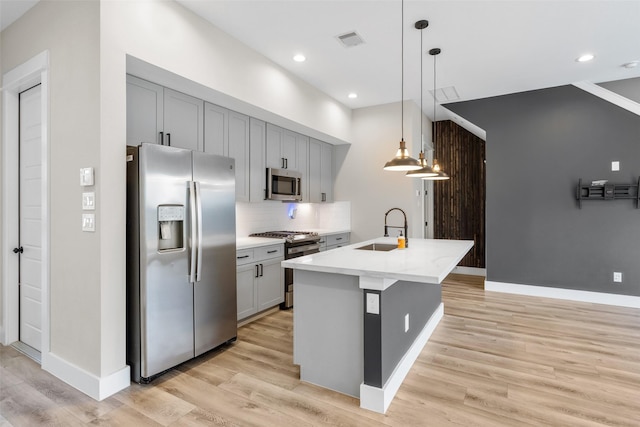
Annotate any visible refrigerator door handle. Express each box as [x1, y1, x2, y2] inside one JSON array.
[[194, 181, 204, 282], [189, 181, 198, 283]]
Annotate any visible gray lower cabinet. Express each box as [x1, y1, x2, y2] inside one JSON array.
[[126, 75, 203, 151], [236, 244, 284, 320], [319, 232, 350, 252]]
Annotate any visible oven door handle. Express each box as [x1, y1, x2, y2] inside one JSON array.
[[287, 243, 321, 255]]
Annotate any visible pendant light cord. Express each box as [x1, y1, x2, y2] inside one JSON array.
[[420, 20, 423, 152], [401, 0, 404, 141], [433, 48, 437, 146]]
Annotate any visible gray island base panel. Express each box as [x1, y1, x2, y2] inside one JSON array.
[[284, 237, 473, 414]]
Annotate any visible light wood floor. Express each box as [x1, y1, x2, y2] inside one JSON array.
[[2, 274, 639, 426]]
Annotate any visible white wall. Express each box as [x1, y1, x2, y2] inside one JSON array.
[[236, 201, 351, 237], [1, 0, 358, 399], [1, 0, 104, 372], [334, 101, 425, 243], [103, 0, 351, 145]]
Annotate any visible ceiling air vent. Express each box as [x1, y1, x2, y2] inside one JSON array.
[[336, 31, 365, 48], [431, 86, 460, 102]]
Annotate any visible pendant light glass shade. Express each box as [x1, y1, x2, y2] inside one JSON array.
[[383, 0, 421, 171], [407, 19, 437, 178], [423, 48, 450, 181]]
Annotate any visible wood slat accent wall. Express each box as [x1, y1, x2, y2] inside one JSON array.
[[433, 120, 486, 268]]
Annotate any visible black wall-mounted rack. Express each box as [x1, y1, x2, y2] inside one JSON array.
[[576, 177, 640, 209]]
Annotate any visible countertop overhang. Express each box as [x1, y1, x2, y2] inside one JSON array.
[[282, 237, 473, 289]]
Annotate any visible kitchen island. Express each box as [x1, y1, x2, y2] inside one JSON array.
[[282, 237, 473, 414]]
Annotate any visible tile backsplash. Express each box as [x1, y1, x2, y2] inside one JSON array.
[[236, 201, 351, 236]]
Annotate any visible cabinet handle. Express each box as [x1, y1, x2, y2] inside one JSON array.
[[321, 192, 326, 202], [285, 158, 288, 169], [237, 255, 250, 259], [267, 250, 277, 254], [281, 158, 285, 169], [336, 237, 343, 241], [259, 263, 264, 277], [255, 265, 260, 278], [159, 131, 164, 145], [166, 133, 171, 146]]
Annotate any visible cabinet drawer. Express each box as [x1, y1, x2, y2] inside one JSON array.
[[236, 249, 255, 265], [255, 244, 284, 260], [326, 233, 349, 247]]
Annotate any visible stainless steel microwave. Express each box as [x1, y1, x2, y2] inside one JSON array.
[[266, 168, 302, 201]]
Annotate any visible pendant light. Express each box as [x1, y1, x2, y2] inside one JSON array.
[[406, 20, 437, 178], [423, 48, 450, 181], [383, 0, 421, 171]]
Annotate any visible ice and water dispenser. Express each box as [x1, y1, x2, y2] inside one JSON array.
[[157, 205, 184, 251]]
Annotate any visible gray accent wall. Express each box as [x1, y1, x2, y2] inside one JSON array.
[[364, 281, 441, 387], [446, 85, 640, 296]]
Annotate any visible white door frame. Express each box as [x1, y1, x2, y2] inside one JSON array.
[[2, 51, 50, 361]]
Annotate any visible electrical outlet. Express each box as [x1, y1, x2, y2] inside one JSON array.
[[613, 272, 623, 283], [404, 314, 409, 332], [366, 293, 380, 315]]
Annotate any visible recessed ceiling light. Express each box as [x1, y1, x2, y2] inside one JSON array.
[[576, 54, 595, 63], [293, 54, 306, 62], [348, 93, 358, 99], [623, 60, 639, 69]]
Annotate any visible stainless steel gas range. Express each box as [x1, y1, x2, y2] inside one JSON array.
[[249, 230, 321, 308]]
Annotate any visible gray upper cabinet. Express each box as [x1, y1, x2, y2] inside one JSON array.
[[127, 75, 203, 151], [128, 75, 335, 204], [309, 138, 334, 203], [229, 111, 250, 202], [126, 75, 163, 146], [163, 88, 204, 151], [249, 118, 267, 202], [204, 102, 250, 202], [266, 124, 306, 171], [203, 102, 228, 156]]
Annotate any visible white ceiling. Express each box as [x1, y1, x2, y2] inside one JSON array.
[[3, 1, 640, 122], [176, 0, 640, 118]]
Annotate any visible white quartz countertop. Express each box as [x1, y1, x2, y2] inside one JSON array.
[[237, 229, 350, 250], [281, 237, 473, 285], [236, 237, 285, 250]]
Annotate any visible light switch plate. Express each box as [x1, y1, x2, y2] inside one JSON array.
[[80, 167, 94, 186], [611, 161, 620, 172], [82, 192, 95, 210], [82, 213, 95, 232], [366, 293, 380, 315]]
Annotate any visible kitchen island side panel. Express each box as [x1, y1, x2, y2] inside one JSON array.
[[363, 281, 441, 387], [293, 270, 363, 397], [380, 281, 441, 386]]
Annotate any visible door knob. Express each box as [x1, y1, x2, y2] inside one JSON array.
[[13, 247, 23, 254]]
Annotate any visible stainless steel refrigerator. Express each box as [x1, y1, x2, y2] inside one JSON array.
[[126, 143, 237, 383]]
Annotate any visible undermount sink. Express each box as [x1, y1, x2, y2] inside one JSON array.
[[355, 243, 397, 252]]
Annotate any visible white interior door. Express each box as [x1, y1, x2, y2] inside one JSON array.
[[18, 84, 43, 352]]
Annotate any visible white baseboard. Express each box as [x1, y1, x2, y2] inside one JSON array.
[[42, 352, 130, 401], [453, 266, 486, 276], [485, 280, 640, 309], [360, 303, 444, 414]]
